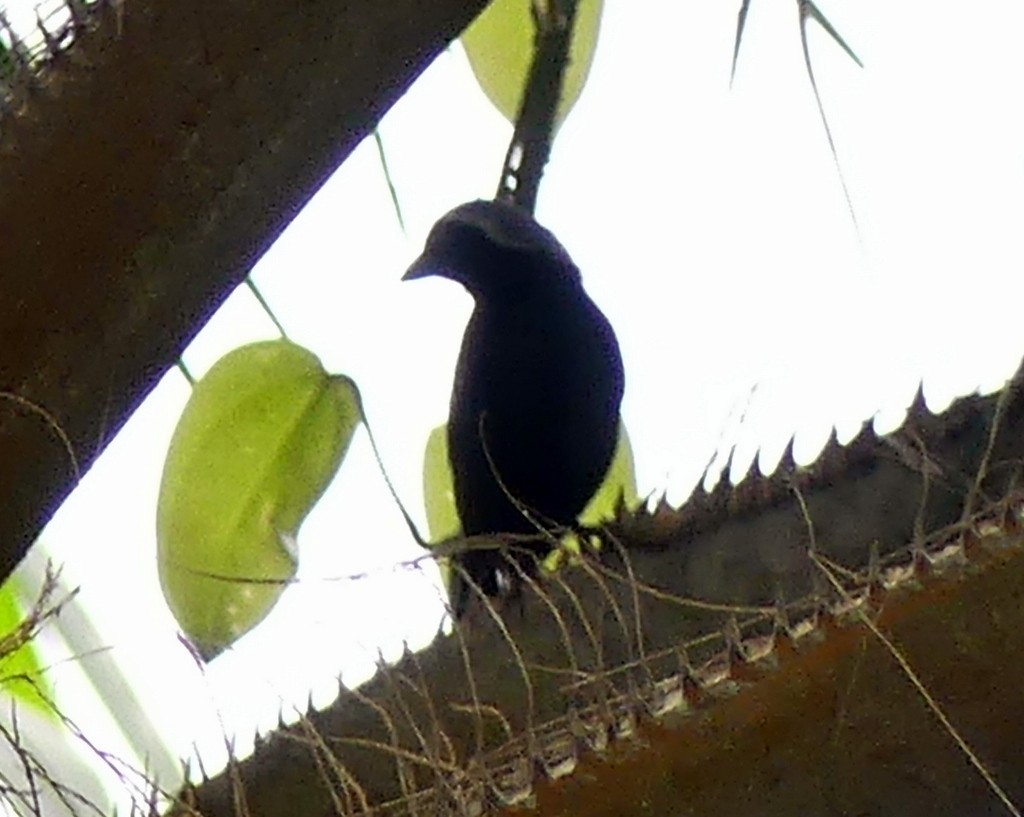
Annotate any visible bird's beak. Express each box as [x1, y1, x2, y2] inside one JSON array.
[[402, 254, 434, 281]]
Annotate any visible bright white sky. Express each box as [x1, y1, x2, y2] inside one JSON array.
[[5, 0, 1024, 809]]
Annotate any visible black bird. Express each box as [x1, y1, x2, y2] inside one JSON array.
[[404, 200, 624, 617]]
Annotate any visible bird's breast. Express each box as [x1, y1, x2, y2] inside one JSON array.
[[448, 293, 623, 534]]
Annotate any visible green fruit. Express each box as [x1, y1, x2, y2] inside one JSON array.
[[462, 0, 603, 130], [157, 340, 361, 660]]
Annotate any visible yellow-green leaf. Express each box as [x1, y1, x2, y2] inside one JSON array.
[[462, 0, 603, 129], [0, 576, 55, 719], [579, 421, 640, 526], [158, 340, 361, 660], [423, 424, 462, 544]]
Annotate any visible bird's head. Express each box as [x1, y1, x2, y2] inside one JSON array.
[[402, 200, 580, 300]]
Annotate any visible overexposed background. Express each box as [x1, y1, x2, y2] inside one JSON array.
[[4, 0, 1024, 810]]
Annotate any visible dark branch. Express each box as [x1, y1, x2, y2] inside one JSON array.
[[496, 0, 579, 213]]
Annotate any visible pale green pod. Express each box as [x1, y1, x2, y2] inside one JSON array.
[[462, 0, 603, 130], [157, 340, 361, 660]]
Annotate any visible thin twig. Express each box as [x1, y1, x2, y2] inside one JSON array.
[[811, 551, 1021, 817], [244, 277, 288, 338], [793, 468, 1020, 817], [963, 378, 1015, 523], [353, 386, 427, 548], [0, 393, 80, 482]]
